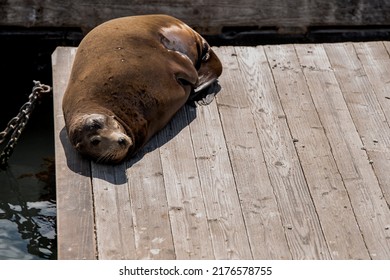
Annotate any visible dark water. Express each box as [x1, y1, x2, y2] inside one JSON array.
[[0, 115, 56, 259], [0, 28, 81, 259], [0, 76, 57, 259]]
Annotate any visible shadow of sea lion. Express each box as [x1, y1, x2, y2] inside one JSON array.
[[60, 81, 221, 185]]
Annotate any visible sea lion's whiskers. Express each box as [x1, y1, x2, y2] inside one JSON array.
[[97, 152, 113, 163]]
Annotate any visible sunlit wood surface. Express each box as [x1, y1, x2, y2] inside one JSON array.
[[52, 42, 390, 260]]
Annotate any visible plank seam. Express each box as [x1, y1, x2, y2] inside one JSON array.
[[270, 43, 350, 258], [358, 41, 390, 209], [353, 43, 390, 132], [156, 146, 177, 259], [352, 42, 390, 195], [157, 112, 193, 260], [254, 46, 294, 258], [268, 44, 334, 258], [262, 44, 333, 258], [215, 50, 254, 259], [88, 160, 100, 259], [325, 42, 390, 257], [300, 44, 371, 258], [184, 106, 217, 259], [125, 163, 140, 258]]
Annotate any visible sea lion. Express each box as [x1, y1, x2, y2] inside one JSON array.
[[62, 14, 222, 163]]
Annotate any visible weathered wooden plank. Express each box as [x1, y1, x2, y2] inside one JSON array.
[[353, 41, 390, 204], [324, 42, 390, 197], [301, 43, 390, 259], [157, 106, 214, 259], [383, 41, 390, 59], [267, 43, 369, 259], [188, 94, 252, 259], [91, 163, 136, 259], [214, 47, 291, 259], [52, 43, 390, 260], [51, 47, 96, 259], [125, 138, 175, 260], [3, 0, 390, 34], [323, 43, 390, 259], [234, 46, 330, 259], [355, 42, 390, 121]]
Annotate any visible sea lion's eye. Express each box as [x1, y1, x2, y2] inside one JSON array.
[[90, 138, 101, 146]]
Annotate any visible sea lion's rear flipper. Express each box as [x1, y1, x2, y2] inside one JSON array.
[[187, 80, 221, 106], [190, 40, 223, 106]]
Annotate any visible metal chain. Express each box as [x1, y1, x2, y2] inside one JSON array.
[[0, 80, 51, 169]]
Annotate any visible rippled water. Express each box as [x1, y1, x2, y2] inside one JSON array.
[[0, 99, 56, 260], [0, 29, 74, 260]]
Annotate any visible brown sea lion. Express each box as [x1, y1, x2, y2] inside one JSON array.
[[62, 14, 222, 163]]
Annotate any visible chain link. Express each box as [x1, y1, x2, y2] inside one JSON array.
[[0, 80, 51, 169]]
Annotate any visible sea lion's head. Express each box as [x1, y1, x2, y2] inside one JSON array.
[[68, 113, 132, 163]]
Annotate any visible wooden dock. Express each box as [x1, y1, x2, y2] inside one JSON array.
[[52, 42, 390, 260]]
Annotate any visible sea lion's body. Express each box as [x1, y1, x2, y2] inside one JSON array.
[[62, 14, 222, 163]]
